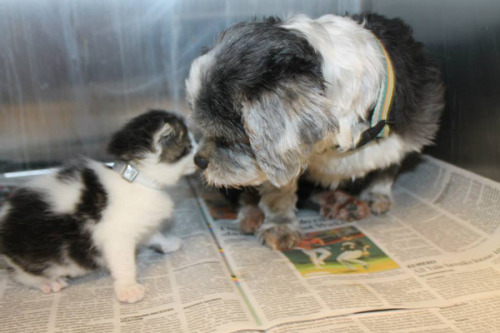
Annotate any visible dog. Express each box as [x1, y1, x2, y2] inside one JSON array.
[[0, 110, 196, 303], [186, 14, 444, 250]]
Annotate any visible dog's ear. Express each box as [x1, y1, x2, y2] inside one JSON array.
[[242, 80, 336, 187]]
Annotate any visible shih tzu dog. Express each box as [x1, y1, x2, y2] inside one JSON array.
[[186, 14, 444, 250], [0, 110, 196, 303]]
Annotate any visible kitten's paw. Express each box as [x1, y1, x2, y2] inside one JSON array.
[[40, 278, 69, 293], [149, 234, 182, 254], [159, 235, 182, 253], [114, 282, 146, 303], [238, 205, 265, 235], [258, 220, 301, 251], [156, 235, 182, 254]]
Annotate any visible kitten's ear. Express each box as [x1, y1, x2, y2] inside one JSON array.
[[156, 123, 174, 145], [241, 80, 337, 187], [158, 123, 174, 137]]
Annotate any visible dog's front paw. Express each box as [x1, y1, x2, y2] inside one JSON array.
[[238, 205, 265, 235], [258, 220, 301, 251], [317, 190, 370, 221], [364, 192, 392, 215], [114, 282, 145, 303]]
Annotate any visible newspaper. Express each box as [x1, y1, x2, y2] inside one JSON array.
[[1, 155, 500, 333]]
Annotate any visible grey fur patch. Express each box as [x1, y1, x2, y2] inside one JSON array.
[[242, 78, 336, 186]]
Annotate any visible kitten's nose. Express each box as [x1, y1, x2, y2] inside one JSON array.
[[194, 154, 209, 170]]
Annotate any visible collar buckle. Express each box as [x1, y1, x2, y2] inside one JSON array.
[[121, 164, 139, 182]]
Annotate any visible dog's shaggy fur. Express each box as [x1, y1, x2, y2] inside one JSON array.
[[187, 14, 444, 250], [0, 110, 196, 303]]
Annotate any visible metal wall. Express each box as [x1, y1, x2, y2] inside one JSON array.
[[0, 0, 360, 172], [1, 1, 499, 182], [364, 0, 500, 181]]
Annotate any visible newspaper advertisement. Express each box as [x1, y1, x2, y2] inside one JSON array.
[[1, 155, 500, 332]]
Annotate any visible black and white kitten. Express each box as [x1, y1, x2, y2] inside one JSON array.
[[0, 110, 196, 303]]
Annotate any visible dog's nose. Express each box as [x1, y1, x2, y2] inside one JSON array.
[[194, 154, 209, 170]]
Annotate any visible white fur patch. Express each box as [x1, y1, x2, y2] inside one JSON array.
[[91, 162, 175, 248], [185, 52, 215, 109], [307, 134, 419, 187], [28, 174, 83, 214], [282, 14, 386, 151]]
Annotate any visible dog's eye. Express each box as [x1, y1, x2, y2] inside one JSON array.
[[215, 138, 231, 148]]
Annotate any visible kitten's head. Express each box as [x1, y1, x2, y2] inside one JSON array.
[[107, 110, 196, 186]]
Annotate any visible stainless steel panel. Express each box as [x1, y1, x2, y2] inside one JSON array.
[[0, 0, 360, 172], [3, 0, 499, 182], [365, 0, 500, 181]]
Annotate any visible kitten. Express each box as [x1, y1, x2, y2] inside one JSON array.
[[0, 109, 196, 303]]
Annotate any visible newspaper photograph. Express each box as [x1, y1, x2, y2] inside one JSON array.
[[283, 226, 399, 276]]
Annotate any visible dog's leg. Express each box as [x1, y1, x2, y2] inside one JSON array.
[[360, 165, 399, 215], [103, 239, 145, 303], [257, 181, 301, 251], [238, 191, 265, 235]]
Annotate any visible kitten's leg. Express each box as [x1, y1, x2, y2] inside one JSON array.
[[257, 181, 301, 251], [147, 232, 182, 254], [5, 258, 68, 293], [103, 240, 145, 303], [238, 190, 265, 235], [360, 165, 399, 215]]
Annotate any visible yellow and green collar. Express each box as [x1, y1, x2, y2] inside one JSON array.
[[355, 35, 396, 148]]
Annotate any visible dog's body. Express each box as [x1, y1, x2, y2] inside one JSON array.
[[0, 110, 196, 303], [187, 14, 444, 250]]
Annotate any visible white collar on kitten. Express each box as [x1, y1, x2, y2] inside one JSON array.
[[111, 161, 165, 190]]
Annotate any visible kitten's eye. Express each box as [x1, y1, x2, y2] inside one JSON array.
[[161, 135, 173, 145]]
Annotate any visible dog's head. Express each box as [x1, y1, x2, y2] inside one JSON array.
[[186, 18, 336, 188], [107, 110, 196, 185]]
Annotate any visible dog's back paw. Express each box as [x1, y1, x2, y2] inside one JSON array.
[[364, 192, 392, 215], [315, 190, 371, 221]]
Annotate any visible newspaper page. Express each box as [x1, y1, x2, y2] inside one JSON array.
[[1, 155, 500, 333], [196, 155, 500, 332]]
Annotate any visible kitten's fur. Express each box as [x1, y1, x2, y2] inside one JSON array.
[[0, 110, 196, 303]]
